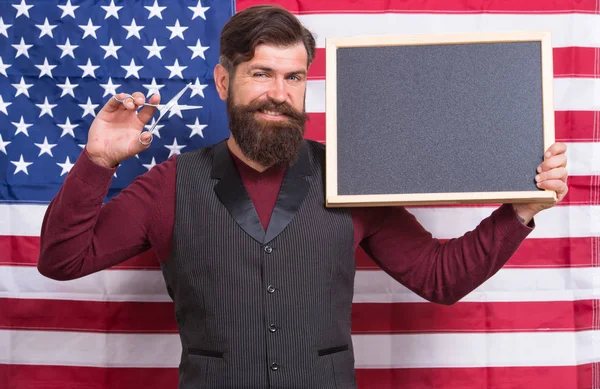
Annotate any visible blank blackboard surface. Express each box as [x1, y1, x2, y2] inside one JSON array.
[[325, 32, 556, 207]]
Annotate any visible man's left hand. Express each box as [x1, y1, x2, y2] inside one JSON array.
[[513, 142, 569, 224]]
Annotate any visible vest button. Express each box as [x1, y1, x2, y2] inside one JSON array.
[[264, 245, 273, 254], [268, 323, 277, 332], [270, 362, 279, 371], [267, 285, 276, 294]]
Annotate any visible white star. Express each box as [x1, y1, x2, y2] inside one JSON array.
[[0, 95, 11, 115], [100, 38, 121, 59], [12, 77, 33, 98], [188, 39, 209, 60], [142, 157, 158, 171], [168, 103, 203, 118], [144, 118, 163, 139], [165, 59, 187, 79], [78, 58, 100, 78], [36, 18, 57, 39], [57, 77, 78, 98], [144, 39, 166, 60], [12, 0, 34, 19], [58, 0, 79, 19], [12, 37, 33, 58], [58, 117, 78, 137], [188, 0, 209, 20], [100, 77, 120, 97], [11, 155, 33, 175], [34, 137, 58, 157], [145, 0, 166, 19], [36, 97, 57, 118], [0, 57, 11, 77], [79, 19, 101, 39], [189, 78, 208, 98], [166, 19, 188, 40], [12, 116, 32, 136], [79, 97, 99, 118], [35, 57, 56, 78], [165, 138, 186, 157], [121, 58, 143, 79], [0, 17, 12, 38], [101, 0, 122, 19], [187, 117, 207, 138], [143, 78, 164, 97], [57, 156, 74, 176], [57, 38, 78, 59], [123, 19, 144, 39], [0, 133, 10, 155]]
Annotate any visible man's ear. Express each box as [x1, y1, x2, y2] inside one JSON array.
[[214, 64, 230, 101]]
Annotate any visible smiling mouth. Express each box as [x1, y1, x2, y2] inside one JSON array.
[[257, 109, 287, 119]]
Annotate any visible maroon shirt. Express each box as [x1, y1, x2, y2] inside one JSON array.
[[38, 147, 534, 305]]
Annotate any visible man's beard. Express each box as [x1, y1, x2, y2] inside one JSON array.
[[227, 91, 308, 168]]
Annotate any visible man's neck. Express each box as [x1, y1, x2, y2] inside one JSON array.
[[226, 137, 269, 173]]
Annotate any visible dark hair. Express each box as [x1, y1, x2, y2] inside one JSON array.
[[219, 5, 316, 74]]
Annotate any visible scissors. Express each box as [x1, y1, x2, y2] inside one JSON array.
[[112, 82, 193, 146]]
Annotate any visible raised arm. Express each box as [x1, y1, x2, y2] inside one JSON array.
[[357, 142, 568, 305], [359, 204, 533, 305], [37, 91, 164, 280]]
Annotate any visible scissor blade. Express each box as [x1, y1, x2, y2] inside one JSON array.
[[163, 83, 192, 112]]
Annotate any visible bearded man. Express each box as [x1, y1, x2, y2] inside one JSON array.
[[38, 4, 569, 389]]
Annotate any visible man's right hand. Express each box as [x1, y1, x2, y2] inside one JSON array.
[[86, 92, 160, 168]]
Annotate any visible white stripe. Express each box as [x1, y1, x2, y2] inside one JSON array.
[[0, 163, 597, 241], [554, 78, 600, 111], [1, 329, 598, 368], [407, 205, 600, 239], [566, 141, 600, 176], [2, 266, 599, 303], [0, 203, 47, 237], [353, 267, 600, 303], [299, 14, 600, 48], [306, 78, 600, 112], [351, 331, 600, 368], [0, 203, 597, 238]]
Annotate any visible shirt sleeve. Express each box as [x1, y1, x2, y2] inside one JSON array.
[[37, 149, 176, 280], [354, 203, 534, 305]]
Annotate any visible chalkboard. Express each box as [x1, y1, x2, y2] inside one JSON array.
[[325, 32, 556, 207]]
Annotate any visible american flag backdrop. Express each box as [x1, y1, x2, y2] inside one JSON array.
[[0, 0, 599, 388]]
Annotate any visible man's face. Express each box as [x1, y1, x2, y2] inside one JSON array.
[[225, 43, 309, 167]]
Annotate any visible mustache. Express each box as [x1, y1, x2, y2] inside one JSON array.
[[238, 99, 308, 122]]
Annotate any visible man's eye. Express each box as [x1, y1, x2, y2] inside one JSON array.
[[253, 72, 267, 78], [288, 75, 300, 81]]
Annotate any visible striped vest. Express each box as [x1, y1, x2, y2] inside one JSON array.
[[161, 139, 358, 388]]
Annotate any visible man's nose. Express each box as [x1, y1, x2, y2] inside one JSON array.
[[266, 78, 287, 104]]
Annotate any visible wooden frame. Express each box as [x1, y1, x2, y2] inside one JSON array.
[[325, 31, 557, 207]]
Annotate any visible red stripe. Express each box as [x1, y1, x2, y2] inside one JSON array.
[[2, 364, 595, 389], [355, 364, 596, 389], [555, 111, 600, 142], [357, 237, 596, 270], [0, 298, 593, 334], [305, 111, 600, 143], [237, 0, 600, 14], [2, 233, 596, 270], [352, 300, 593, 334], [308, 48, 599, 80]]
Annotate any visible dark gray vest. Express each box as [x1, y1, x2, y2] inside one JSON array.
[[162, 140, 356, 388]]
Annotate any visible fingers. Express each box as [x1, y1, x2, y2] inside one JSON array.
[[139, 131, 153, 147], [101, 92, 147, 113], [544, 141, 567, 159], [537, 154, 567, 173], [137, 93, 161, 125], [535, 166, 567, 184], [536, 178, 569, 201]]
